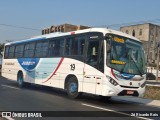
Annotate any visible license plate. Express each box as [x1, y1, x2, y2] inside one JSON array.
[[127, 90, 134, 95]]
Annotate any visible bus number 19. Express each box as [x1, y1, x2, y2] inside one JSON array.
[[70, 64, 75, 71]]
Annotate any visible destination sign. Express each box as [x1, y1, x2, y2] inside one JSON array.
[[111, 60, 126, 65], [113, 36, 124, 43]]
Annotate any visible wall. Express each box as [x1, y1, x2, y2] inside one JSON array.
[[120, 23, 150, 41]]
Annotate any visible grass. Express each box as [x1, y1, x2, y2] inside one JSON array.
[[143, 86, 160, 100]]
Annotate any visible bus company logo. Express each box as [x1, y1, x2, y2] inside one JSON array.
[[18, 58, 40, 71], [22, 61, 35, 65]]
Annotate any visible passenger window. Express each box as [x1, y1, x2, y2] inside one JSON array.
[[48, 39, 64, 57], [86, 40, 99, 68], [4, 46, 9, 59], [15, 44, 24, 58], [35, 41, 48, 57], [8, 45, 15, 58], [24, 42, 35, 57], [65, 36, 85, 55]]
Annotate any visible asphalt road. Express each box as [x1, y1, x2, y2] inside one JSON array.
[[0, 76, 160, 120]]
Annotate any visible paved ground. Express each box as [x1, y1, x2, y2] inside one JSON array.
[[0, 76, 160, 120]]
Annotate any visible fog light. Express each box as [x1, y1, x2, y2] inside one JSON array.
[[109, 77, 118, 86], [141, 81, 146, 88]]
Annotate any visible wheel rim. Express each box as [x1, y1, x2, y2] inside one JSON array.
[[18, 75, 23, 85], [69, 82, 77, 94]]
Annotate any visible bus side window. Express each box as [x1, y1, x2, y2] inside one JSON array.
[[35, 42, 42, 57], [15, 44, 24, 58], [48, 41, 56, 56], [24, 44, 29, 57], [42, 41, 48, 57], [86, 40, 99, 68], [35, 41, 48, 57], [76, 36, 85, 55], [48, 39, 64, 57], [65, 36, 85, 56], [24, 43, 35, 58], [29, 43, 35, 57], [65, 38, 73, 55], [8, 45, 15, 58], [4, 46, 9, 59]]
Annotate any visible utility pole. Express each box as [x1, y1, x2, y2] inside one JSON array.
[[156, 42, 160, 81]]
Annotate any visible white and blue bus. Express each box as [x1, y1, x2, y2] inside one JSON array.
[[1, 28, 146, 99]]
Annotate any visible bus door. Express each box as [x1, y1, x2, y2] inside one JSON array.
[[83, 36, 104, 94]]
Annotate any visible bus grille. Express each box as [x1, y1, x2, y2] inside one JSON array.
[[120, 85, 139, 89], [118, 90, 139, 96]]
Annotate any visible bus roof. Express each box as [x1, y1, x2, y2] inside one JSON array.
[[5, 28, 140, 45]]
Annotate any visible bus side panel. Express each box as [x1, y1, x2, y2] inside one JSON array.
[[58, 58, 84, 92], [16, 58, 61, 87], [1, 59, 25, 81], [38, 58, 61, 87], [83, 63, 104, 95]]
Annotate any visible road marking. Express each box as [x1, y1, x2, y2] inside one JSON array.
[[82, 103, 152, 120], [1, 84, 20, 90], [3, 116, 15, 120]]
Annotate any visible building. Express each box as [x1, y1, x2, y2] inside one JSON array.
[[120, 23, 160, 66], [42, 23, 90, 35]]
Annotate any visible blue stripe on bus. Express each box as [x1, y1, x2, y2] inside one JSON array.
[[17, 58, 61, 80], [6, 32, 72, 45], [18, 58, 40, 72], [10, 37, 46, 45]]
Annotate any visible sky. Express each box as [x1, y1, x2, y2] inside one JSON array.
[[0, 0, 160, 43]]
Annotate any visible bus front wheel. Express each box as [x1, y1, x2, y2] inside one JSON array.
[[17, 72, 25, 88], [66, 76, 81, 99]]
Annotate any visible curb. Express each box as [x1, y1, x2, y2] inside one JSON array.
[[146, 84, 160, 87], [113, 96, 160, 108], [146, 100, 160, 107], [147, 80, 160, 82]]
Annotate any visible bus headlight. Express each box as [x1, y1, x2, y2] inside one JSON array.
[[141, 81, 146, 88], [109, 77, 118, 86]]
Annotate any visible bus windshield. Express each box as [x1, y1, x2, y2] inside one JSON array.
[[106, 34, 145, 75]]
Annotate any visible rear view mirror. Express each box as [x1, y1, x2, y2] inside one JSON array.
[[104, 35, 112, 45]]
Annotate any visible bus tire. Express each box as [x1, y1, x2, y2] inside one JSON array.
[[17, 72, 25, 88], [66, 76, 81, 99]]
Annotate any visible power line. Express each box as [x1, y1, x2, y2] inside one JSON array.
[[0, 23, 41, 31], [93, 18, 160, 28], [1, 18, 160, 31]]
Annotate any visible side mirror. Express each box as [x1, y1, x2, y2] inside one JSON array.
[[104, 35, 110, 40], [104, 35, 112, 45]]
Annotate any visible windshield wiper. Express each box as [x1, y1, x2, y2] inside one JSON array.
[[120, 63, 126, 74], [129, 54, 143, 76]]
